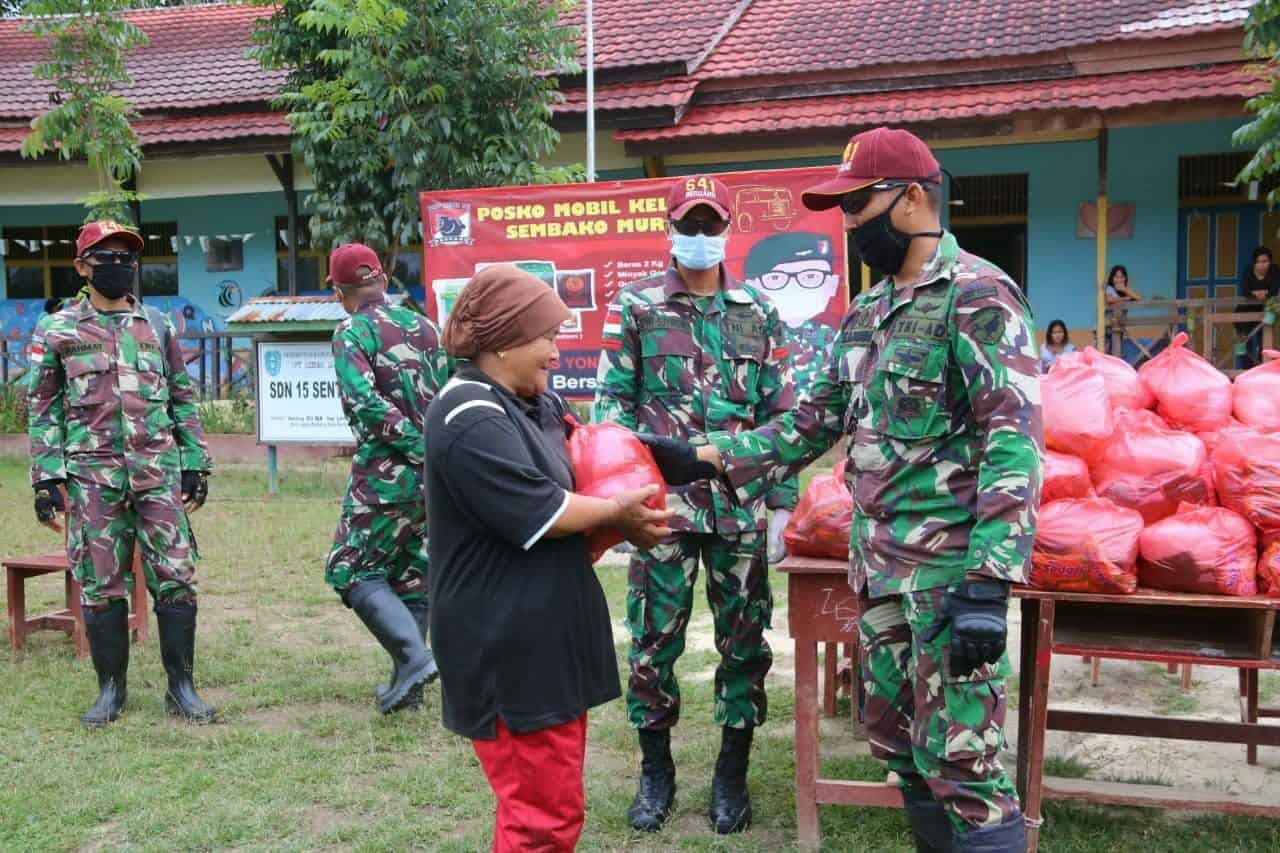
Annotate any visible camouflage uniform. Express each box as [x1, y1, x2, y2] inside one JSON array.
[[27, 296, 211, 605], [594, 265, 794, 730], [325, 297, 450, 603], [710, 233, 1043, 831]]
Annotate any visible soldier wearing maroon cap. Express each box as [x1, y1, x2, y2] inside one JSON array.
[[27, 219, 216, 727], [594, 176, 796, 834], [324, 243, 451, 714], [694, 128, 1043, 852]]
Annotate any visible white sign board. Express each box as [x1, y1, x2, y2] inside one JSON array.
[[255, 341, 355, 444]]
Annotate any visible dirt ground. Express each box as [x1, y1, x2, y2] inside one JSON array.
[[669, 584, 1280, 798]]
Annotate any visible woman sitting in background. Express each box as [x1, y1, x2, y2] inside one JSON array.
[[1040, 319, 1075, 373], [424, 265, 696, 852], [1104, 264, 1141, 304]]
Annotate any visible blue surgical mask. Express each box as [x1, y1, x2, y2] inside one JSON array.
[[670, 232, 726, 271]]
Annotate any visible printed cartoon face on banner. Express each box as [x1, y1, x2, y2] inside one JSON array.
[[427, 201, 473, 247], [739, 232, 840, 328], [420, 166, 845, 399]]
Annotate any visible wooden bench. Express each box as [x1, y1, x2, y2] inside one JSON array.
[[5, 551, 148, 656]]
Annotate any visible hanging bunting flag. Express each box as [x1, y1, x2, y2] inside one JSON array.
[[199, 237, 210, 253], [242, 232, 256, 243], [183, 235, 195, 246], [278, 229, 289, 248], [41, 239, 54, 247], [0, 239, 7, 257], [169, 236, 179, 253]]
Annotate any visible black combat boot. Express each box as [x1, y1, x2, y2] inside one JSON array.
[[80, 599, 130, 728], [903, 783, 954, 852], [376, 598, 439, 709], [628, 728, 677, 832], [346, 579, 435, 714], [709, 725, 754, 833], [155, 601, 218, 723], [953, 813, 1026, 853]]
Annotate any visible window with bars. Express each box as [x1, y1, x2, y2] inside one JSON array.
[[3, 222, 178, 299], [949, 174, 1028, 221], [1178, 153, 1279, 203], [274, 217, 424, 292]]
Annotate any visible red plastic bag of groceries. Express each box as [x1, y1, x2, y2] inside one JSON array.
[[1041, 362, 1114, 462], [1137, 331, 1233, 432], [566, 421, 667, 563], [1139, 503, 1257, 596], [1213, 427, 1280, 542], [1091, 408, 1212, 524], [1042, 450, 1093, 503], [1234, 350, 1280, 430], [1055, 346, 1153, 411], [784, 461, 852, 560], [1258, 539, 1280, 597], [1031, 498, 1144, 593]]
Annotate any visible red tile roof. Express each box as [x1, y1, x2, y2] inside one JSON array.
[[615, 63, 1265, 143], [560, 0, 751, 75], [695, 0, 1253, 81], [555, 77, 697, 115], [0, 111, 290, 153], [0, 3, 283, 119]]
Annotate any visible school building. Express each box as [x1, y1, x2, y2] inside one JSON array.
[[0, 0, 1268, 346]]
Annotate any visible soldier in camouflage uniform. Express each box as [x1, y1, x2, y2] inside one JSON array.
[[742, 232, 841, 561], [28, 220, 216, 728], [594, 176, 794, 835], [325, 243, 450, 714], [698, 128, 1043, 853]]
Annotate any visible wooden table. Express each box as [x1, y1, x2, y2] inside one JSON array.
[[5, 551, 148, 656], [1015, 587, 1280, 852], [781, 556, 1280, 850], [779, 555, 901, 849]]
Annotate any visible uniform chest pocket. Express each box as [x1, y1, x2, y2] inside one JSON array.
[[875, 342, 949, 440], [134, 347, 169, 402], [64, 353, 113, 407], [640, 333, 696, 396], [722, 350, 762, 404]]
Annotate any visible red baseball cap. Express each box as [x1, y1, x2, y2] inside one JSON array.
[[802, 127, 942, 211], [328, 243, 384, 286], [667, 175, 732, 221], [76, 220, 144, 257]]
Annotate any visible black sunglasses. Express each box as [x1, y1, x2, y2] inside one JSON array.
[[81, 248, 139, 266], [839, 181, 916, 216], [670, 217, 730, 237]]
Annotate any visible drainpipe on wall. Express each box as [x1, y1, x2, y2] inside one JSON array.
[[1095, 128, 1109, 349]]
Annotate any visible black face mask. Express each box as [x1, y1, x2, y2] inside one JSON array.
[[848, 189, 943, 276], [89, 263, 134, 299]]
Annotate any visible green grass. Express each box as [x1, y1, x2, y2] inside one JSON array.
[[1044, 754, 1094, 779], [0, 382, 28, 433], [195, 390, 255, 434], [2, 457, 1279, 851]]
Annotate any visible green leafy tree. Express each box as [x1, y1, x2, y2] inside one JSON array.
[[19, 0, 148, 223], [253, 0, 582, 272], [1235, 0, 1280, 206]]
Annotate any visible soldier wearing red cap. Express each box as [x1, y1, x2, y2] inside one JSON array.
[[27, 220, 216, 727], [324, 243, 451, 713], [698, 128, 1043, 852], [594, 176, 796, 834]]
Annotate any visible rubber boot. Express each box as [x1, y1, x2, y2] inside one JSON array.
[[953, 813, 1026, 853], [627, 728, 676, 832], [347, 579, 435, 714], [155, 601, 218, 723], [903, 784, 954, 852], [80, 599, 130, 728], [708, 725, 753, 834], [376, 598, 439, 708]]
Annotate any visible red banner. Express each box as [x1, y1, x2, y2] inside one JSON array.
[[420, 166, 847, 398]]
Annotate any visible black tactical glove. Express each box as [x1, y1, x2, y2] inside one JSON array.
[[635, 433, 719, 486], [943, 580, 1010, 677], [181, 470, 209, 510], [33, 479, 66, 524]]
